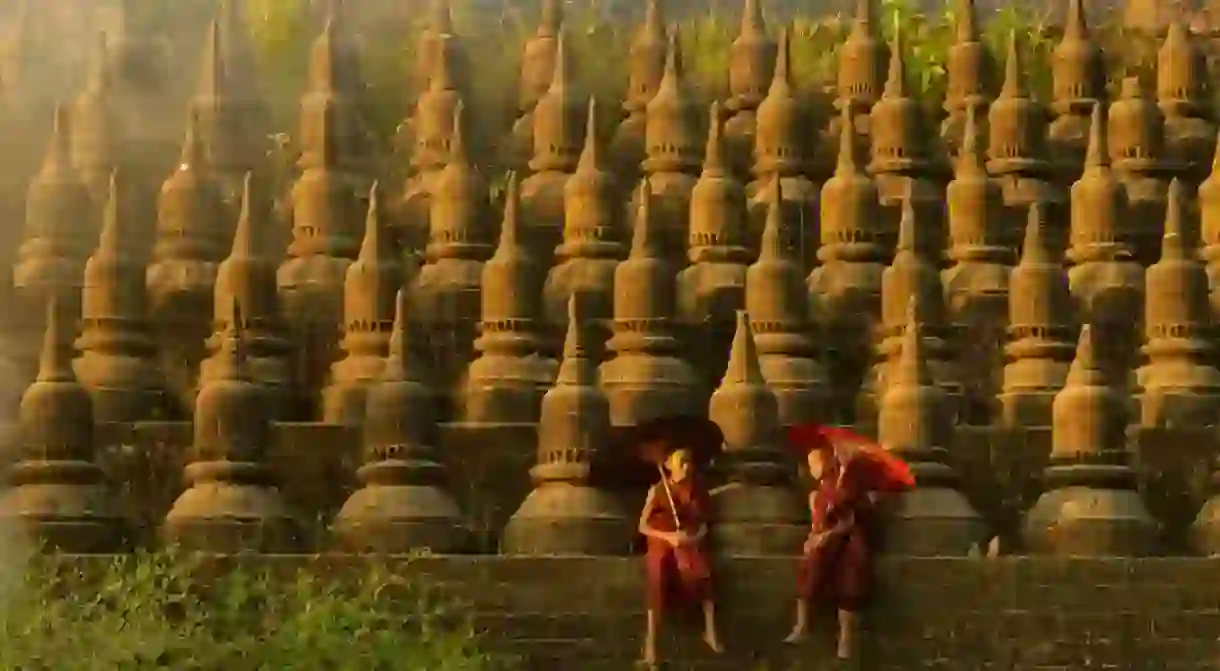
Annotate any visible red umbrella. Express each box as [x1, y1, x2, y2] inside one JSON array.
[[785, 423, 915, 493]]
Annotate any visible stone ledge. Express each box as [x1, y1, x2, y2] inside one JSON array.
[[50, 555, 1220, 670]]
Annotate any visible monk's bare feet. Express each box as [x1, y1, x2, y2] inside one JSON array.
[[783, 626, 808, 644], [702, 630, 724, 654]]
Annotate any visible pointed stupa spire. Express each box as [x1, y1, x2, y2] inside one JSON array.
[[322, 177, 405, 427], [758, 178, 785, 260], [384, 288, 415, 378], [644, 0, 665, 36], [1001, 31, 1026, 99], [869, 28, 929, 174], [657, 26, 682, 97], [703, 101, 728, 176], [1021, 201, 1053, 265], [577, 97, 603, 172], [1157, 19, 1207, 114], [168, 291, 297, 551], [723, 310, 764, 384], [1085, 100, 1109, 169], [230, 172, 259, 259], [449, 99, 469, 164], [1066, 0, 1089, 38], [558, 96, 623, 266], [630, 180, 662, 258], [549, 30, 570, 94], [1069, 101, 1129, 259], [946, 101, 1008, 264], [622, 0, 668, 116], [754, 25, 805, 176], [518, 0, 565, 114], [1162, 178, 1188, 261], [557, 293, 593, 385], [37, 297, 72, 383], [956, 0, 979, 41], [943, 0, 995, 123], [197, 19, 224, 100], [466, 168, 550, 425], [6, 281, 124, 554], [539, 0, 563, 36], [207, 169, 286, 391], [956, 102, 985, 174], [97, 169, 123, 255], [1163, 20, 1189, 54], [1064, 323, 1103, 385], [895, 199, 917, 253], [85, 30, 110, 93], [78, 175, 162, 431], [179, 109, 206, 170], [853, 0, 877, 34], [741, 0, 765, 34], [227, 300, 247, 380], [835, 106, 861, 174], [771, 26, 792, 94], [726, 0, 776, 109], [306, 16, 341, 94], [528, 28, 582, 172], [496, 171, 523, 254], [428, 33, 458, 92], [41, 104, 72, 175], [883, 30, 908, 98], [835, 0, 887, 107], [1212, 130, 1220, 174], [358, 181, 391, 262], [416, 0, 463, 93], [332, 276, 470, 554], [891, 296, 930, 387], [430, 0, 453, 34]]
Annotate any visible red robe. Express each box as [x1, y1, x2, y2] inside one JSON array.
[[795, 459, 882, 612], [643, 478, 714, 614]]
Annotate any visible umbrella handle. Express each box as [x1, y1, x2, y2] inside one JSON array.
[[656, 464, 682, 532]]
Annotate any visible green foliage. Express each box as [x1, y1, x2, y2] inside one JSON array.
[[222, 0, 1166, 178], [236, 0, 1074, 127], [0, 549, 518, 670]]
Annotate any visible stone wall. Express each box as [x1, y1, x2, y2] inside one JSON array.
[[81, 422, 1219, 554], [88, 554, 1220, 670]]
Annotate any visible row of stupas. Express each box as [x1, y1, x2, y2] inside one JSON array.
[[4, 0, 1220, 559]]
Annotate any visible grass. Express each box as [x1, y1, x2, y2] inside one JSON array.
[[0, 545, 519, 670]]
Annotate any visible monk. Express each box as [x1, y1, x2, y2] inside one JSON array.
[[783, 424, 914, 662], [631, 416, 725, 667]]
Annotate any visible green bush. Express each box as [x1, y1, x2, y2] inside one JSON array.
[[0, 548, 518, 670], [237, 0, 1067, 140]]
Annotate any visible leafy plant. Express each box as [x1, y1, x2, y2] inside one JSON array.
[[0, 548, 518, 670]]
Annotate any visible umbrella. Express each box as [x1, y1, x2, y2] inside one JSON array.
[[785, 423, 915, 493], [616, 415, 725, 532], [624, 414, 725, 467]]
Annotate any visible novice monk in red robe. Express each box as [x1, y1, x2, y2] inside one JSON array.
[[632, 417, 725, 667], [783, 424, 915, 662]]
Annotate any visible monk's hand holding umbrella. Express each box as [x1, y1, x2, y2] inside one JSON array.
[[782, 424, 914, 663], [627, 415, 726, 666]]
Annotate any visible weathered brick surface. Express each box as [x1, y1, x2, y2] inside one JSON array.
[[73, 555, 1217, 671]]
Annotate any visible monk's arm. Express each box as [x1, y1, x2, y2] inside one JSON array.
[[827, 508, 856, 535], [637, 486, 674, 542]]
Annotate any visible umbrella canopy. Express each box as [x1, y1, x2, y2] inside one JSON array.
[[785, 423, 915, 493], [622, 414, 725, 467]]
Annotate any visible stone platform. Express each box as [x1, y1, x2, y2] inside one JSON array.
[[74, 555, 1219, 671]]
